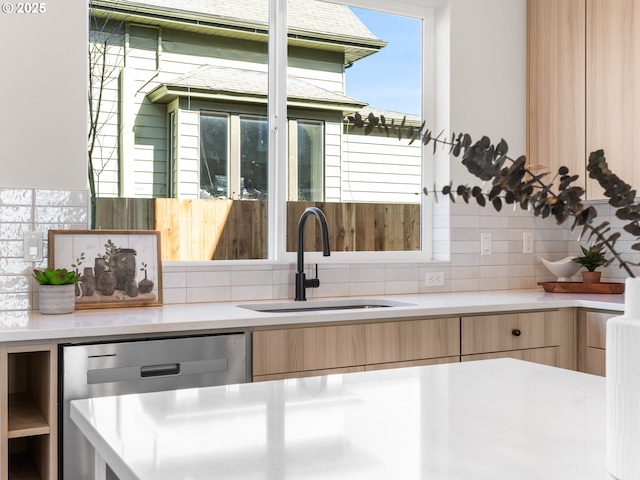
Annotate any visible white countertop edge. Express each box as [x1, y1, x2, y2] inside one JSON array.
[[0, 289, 626, 343]]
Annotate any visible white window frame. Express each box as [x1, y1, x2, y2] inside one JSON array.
[[270, 0, 435, 263]]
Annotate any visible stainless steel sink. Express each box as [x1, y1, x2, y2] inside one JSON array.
[[239, 298, 415, 313]]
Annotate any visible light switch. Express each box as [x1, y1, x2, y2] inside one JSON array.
[[23, 231, 43, 262], [523, 232, 534, 254], [481, 233, 492, 255]]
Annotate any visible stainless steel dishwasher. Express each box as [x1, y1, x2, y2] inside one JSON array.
[[59, 332, 250, 480]]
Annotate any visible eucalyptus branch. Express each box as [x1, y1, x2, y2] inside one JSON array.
[[346, 112, 638, 277]]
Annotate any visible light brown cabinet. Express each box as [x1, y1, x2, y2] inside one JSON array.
[[527, 0, 586, 191], [586, 0, 640, 198], [460, 309, 576, 370], [1, 343, 57, 480], [527, 0, 640, 200], [252, 317, 461, 381], [577, 309, 618, 376], [253, 309, 577, 381]]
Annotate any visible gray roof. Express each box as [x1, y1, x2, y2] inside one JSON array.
[[148, 65, 368, 112], [93, 0, 387, 64]]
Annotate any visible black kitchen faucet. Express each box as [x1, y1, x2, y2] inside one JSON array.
[[295, 207, 330, 301]]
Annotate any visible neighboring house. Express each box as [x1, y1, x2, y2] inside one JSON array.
[[89, 0, 422, 205]]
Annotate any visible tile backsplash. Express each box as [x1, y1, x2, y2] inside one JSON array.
[[1, 188, 639, 312]]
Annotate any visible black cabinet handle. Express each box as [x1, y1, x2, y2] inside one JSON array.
[[512, 329, 521, 337]]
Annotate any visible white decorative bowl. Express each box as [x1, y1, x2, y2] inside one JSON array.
[[540, 256, 581, 282]]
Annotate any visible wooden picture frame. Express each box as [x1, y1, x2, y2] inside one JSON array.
[[49, 230, 163, 309]]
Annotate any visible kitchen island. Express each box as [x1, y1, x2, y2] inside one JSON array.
[[71, 358, 612, 480]]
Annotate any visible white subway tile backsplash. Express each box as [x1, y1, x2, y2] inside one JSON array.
[[350, 265, 386, 283], [450, 215, 480, 229], [0, 189, 33, 206], [385, 280, 419, 295], [188, 286, 232, 303], [187, 270, 231, 288], [386, 266, 419, 282], [450, 278, 481, 292], [163, 287, 187, 304], [480, 253, 509, 266], [230, 269, 273, 287], [0, 206, 32, 223], [310, 281, 351, 298], [34, 206, 88, 224], [1, 189, 638, 312], [451, 265, 481, 280], [0, 275, 30, 293], [230, 285, 272, 302], [450, 241, 481, 255], [450, 228, 480, 242], [35, 189, 88, 206], [349, 281, 386, 296], [480, 215, 509, 229], [451, 253, 481, 267]]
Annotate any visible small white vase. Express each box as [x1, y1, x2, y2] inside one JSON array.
[[39, 284, 76, 314], [607, 277, 640, 479]]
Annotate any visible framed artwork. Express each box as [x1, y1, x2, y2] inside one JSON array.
[[48, 230, 163, 309]]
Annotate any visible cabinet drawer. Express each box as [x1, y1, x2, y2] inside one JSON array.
[[461, 347, 560, 368], [585, 347, 606, 377], [253, 317, 460, 376], [254, 366, 365, 382], [461, 310, 571, 355], [585, 311, 616, 349], [364, 356, 459, 372]]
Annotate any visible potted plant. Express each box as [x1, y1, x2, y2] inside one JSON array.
[[572, 245, 608, 283], [33, 267, 79, 314]]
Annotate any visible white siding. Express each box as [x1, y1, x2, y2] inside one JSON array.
[[341, 133, 422, 203], [324, 122, 343, 201], [175, 110, 200, 198]]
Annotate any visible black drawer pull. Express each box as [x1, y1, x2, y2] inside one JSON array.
[[512, 328, 521, 337]]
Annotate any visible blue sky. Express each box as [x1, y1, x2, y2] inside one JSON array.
[[345, 8, 422, 116]]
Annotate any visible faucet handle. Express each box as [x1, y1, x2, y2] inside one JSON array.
[[305, 278, 320, 288]]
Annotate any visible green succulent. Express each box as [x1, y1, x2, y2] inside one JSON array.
[[572, 245, 608, 272], [33, 268, 80, 285]]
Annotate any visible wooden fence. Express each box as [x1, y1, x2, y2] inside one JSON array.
[[95, 198, 420, 261]]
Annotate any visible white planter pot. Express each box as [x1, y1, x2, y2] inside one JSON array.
[[607, 277, 640, 479], [39, 284, 76, 314]]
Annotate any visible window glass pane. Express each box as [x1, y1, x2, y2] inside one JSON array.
[[286, 1, 423, 253], [240, 116, 269, 200], [297, 121, 324, 201], [200, 114, 228, 199], [89, 2, 270, 260]]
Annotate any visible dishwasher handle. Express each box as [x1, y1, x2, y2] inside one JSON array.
[[140, 363, 181, 378], [87, 358, 230, 385]]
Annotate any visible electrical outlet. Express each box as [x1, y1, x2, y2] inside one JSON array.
[[426, 272, 444, 287]]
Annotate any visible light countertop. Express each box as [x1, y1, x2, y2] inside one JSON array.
[[71, 358, 612, 480], [0, 289, 627, 343]]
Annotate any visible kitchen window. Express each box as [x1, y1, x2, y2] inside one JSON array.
[[89, 0, 432, 262]]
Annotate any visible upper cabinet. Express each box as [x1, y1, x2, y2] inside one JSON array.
[[527, 0, 586, 193], [528, 0, 640, 200], [586, 0, 640, 198]]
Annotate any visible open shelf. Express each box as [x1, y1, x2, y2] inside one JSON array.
[[8, 394, 49, 439], [8, 452, 40, 480], [3, 345, 56, 480], [8, 436, 50, 480]]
